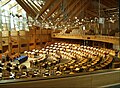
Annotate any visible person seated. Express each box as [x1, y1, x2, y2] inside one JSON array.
[[14, 53, 20, 58], [15, 72, 22, 79], [0, 67, 2, 73], [6, 62, 12, 67], [6, 67, 11, 72], [14, 65, 19, 72], [2, 58, 5, 63], [20, 65, 27, 72], [0, 63, 3, 67], [6, 55, 10, 61], [2, 69, 10, 79]]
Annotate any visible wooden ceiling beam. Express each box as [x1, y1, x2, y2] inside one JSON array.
[[68, 3, 81, 19], [30, 0, 41, 11], [53, 0, 73, 20], [9, 3, 18, 9], [44, 0, 63, 20], [111, 0, 118, 5], [37, 0, 55, 20], [26, 0, 39, 14], [69, 0, 88, 19], [100, 0, 117, 8], [49, 0, 73, 25], [85, 10, 98, 17], [16, 0, 35, 17], [23, 0, 37, 16], [62, 0, 80, 18], [62, 2, 82, 25], [104, 0, 118, 7], [62, 0, 89, 25], [26, 0, 45, 20], [0, 0, 11, 7], [30, 1, 45, 20], [73, 0, 90, 19], [63, 2, 80, 20], [55, 0, 80, 25]]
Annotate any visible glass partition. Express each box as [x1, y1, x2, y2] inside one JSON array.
[[0, 0, 28, 31]]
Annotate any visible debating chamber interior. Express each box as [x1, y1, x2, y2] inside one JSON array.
[[0, 0, 119, 88]]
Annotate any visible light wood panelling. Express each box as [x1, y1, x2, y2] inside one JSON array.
[[29, 29, 36, 35], [10, 31, 18, 36], [41, 29, 48, 34], [11, 47, 19, 53], [40, 35, 48, 42], [20, 45, 28, 52], [48, 30, 51, 34], [2, 31, 9, 37], [28, 35, 35, 44], [0, 43, 2, 50], [11, 37, 19, 45], [2, 37, 9, 46], [19, 36, 28, 44], [35, 35, 40, 42], [19, 31, 26, 36], [36, 29, 41, 34], [0, 27, 52, 53], [29, 44, 35, 50]]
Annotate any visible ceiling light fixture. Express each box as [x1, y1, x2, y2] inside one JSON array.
[[75, 17, 77, 19], [81, 19, 84, 21]]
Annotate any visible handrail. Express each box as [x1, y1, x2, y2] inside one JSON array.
[[0, 68, 119, 84]]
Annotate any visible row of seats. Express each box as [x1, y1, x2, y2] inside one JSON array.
[[24, 42, 114, 74], [0, 42, 114, 80], [0, 54, 28, 80]]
